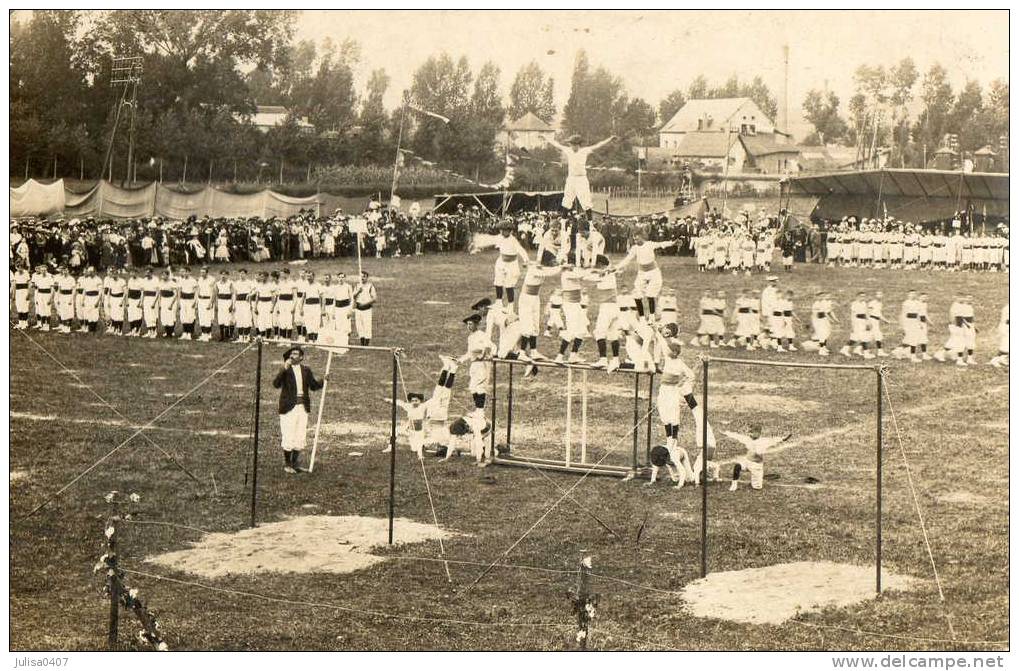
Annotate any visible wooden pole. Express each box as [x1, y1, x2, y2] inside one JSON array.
[[250, 340, 263, 528], [182, 155, 188, 184], [388, 353, 398, 544], [575, 555, 593, 650], [308, 350, 333, 473], [700, 358, 709, 578], [876, 367, 883, 594]]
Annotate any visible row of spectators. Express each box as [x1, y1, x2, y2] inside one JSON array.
[[25, 200, 992, 274]]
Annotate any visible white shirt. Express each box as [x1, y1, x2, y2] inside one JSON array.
[[721, 431, 787, 463], [292, 364, 304, 397]]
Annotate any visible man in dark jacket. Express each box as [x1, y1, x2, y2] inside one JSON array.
[[272, 345, 327, 473]]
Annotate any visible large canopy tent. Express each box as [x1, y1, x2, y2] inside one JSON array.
[[10, 179, 326, 220], [785, 168, 1009, 227], [431, 190, 565, 216]]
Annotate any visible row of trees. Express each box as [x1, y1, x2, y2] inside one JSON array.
[[11, 11, 1008, 190], [801, 58, 1008, 166]]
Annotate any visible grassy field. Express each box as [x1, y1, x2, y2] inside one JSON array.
[[8, 251, 1009, 651]]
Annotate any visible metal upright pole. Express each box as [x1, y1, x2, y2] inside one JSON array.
[[250, 340, 263, 528], [490, 360, 498, 459], [506, 360, 514, 449], [632, 374, 640, 470], [645, 373, 654, 462], [876, 367, 883, 594], [389, 353, 398, 544], [701, 358, 709, 578]]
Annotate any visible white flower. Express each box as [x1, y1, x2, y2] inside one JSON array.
[[129, 493, 141, 502], [104, 526, 115, 539], [156, 642, 168, 652], [129, 588, 139, 599], [576, 630, 587, 643], [104, 492, 116, 503]]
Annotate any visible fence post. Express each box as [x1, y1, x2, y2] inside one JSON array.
[[572, 555, 596, 650], [490, 359, 498, 461], [631, 374, 640, 471], [106, 519, 119, 650]]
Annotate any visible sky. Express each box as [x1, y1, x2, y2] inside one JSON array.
[[294, 9, 1009, 139]]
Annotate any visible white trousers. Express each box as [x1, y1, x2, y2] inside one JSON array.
[[280, 405, 309, 451]]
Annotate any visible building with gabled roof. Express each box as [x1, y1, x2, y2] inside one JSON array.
[[497, 111, 557, 150]]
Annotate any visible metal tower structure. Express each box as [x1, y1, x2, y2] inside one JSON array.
[[101, 55, 143, 184]]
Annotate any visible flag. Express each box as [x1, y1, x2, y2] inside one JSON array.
[[408, 104, 450, 124]]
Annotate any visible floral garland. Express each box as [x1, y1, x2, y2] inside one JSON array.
[[93, 492, 169, 651]]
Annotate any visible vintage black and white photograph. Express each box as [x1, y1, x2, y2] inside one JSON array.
[[6, 7, 1011, 659]]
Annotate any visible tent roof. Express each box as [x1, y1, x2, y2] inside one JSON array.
[[739, 134, 799, 157], [504, 112, 554, 132], [786, 169, 1009, 202]]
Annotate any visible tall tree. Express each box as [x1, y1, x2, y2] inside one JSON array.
[[409, 53, 473, 165], [950, 80, 984, 152], [465, 61, 505, 166], [355, 69, 392, 165], [562, 50, 626, 142], [619, 97, 656, 143], [657, 89, 686, 126], [10, 11, 90, 173], [508, 61, 556, 123], [687, 75, 708, 100], [291, 37, 358, 132], [913, 63, 954, 152], [801, 89, 848, 144]]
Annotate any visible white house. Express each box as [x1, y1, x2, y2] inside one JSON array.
[[498, 112, 557, 150], [659, 97, 778, 149], [239, 105, 314, 133]]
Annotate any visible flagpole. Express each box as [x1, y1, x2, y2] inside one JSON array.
[[390, 99, 408, 209]]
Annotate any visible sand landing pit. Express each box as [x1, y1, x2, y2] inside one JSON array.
[[147, 515, 459, 578], [682, 561, 919, 625]]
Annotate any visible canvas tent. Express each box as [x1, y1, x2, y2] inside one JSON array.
[[786, 168, 1009, 225], [432, 190, 565, 216], [10, 179, 323, 220]]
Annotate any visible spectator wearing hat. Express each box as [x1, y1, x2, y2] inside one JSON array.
[[272, 345, 327, 474]]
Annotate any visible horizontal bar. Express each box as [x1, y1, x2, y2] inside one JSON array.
[[706, 356, 878, 371], [492, 456, 631, 478], [490, 357, 653, 375], [500, 454, 632, 472], [257, 338, 401, 354]]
